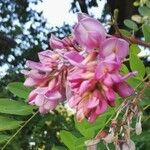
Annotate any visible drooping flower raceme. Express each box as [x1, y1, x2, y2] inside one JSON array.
[[23, 13, 137, 122]]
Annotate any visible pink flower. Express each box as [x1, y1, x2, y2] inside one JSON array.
[[113, 82, 134, 97], [28, 77, 63, 113], [29, 87, 61, 113], [22, 70, 49, 87], [99, 38, 129, 60], [23, 49, 67, 112], [49, 34, 76, 51], [22, 13, 137, 123], [64, 51, 84, 67], [74, 13, 106, 51], [66, 51, 137, 122]]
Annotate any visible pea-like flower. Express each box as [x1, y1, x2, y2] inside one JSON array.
[[23, 13, 137, 122]]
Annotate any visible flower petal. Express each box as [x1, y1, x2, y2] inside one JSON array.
[[113, 82, 134, 97], [100, 38, 129, 60]]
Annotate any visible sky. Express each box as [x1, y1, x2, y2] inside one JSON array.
[[1, 0, 149, 77], [31, 0, 106, 27], [32, 0, 150, 59], [1, 0, 106, 77]]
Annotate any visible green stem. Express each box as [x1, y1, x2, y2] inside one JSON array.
[[1, 111, 38, 150]]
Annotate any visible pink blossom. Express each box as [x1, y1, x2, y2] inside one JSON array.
[[28, 77, 64, 113], [23, 13, 137, 122], [28, 87, 61, 113], [74, 13, 106, 51], [66, 51, 136, 122], [113, 82, 134, 97], [99, 38, 129, 60], [49, 34, 76, 51], [22, 70, 49, 87]]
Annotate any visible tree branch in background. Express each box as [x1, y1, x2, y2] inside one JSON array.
[[77, 0, 89, 14], [112, 9, 150, 48], [0, 34, 16, 51]]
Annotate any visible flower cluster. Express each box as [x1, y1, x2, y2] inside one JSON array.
[[23, 13, 137, 122]]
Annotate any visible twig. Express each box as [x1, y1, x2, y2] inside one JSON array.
[[115, 34, 150, 48], [95, 74, 150, 139], [112, 9, 150, 48]]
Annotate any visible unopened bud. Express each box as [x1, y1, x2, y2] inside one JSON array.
[[85, 139, 100, 150], [102, 128, 114, 143], [115, 144, 121, 150], [135, 122, 142, 135], [122, 143, 130, 150], [130, 140, 136, 150], [122, 140, 135, 150]]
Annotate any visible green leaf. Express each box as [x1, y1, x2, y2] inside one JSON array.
[[75, 114, 107, 138], [52, 146, 67, 150], [60, 130, 77, 150], [0, 134, 11, 143], [124, 19, 138, 30], [142, 87, 150, 104], [133, 1, 139, 6], [0, 116, 23, 131], [129, 52, 145, 79], [0, 98, 34, 116], [146, 67, 150, 75], [146, 1, 150, 8], [121, 64, 129, 74], [75, 137, 88, 150], [133, 130, 150, 142], [75, 118, 94, 138], [119, 29, 131, 37], [130, 44, 141, 55], [7, 82, 32, 99], [127, 77, 141, 88], [138, 6, 150, 17], [142, 24, 150, 42]]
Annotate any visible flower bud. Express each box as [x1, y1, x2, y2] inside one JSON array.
[[74, 13, 106, 51], [135, 122, 142, 135], [122, 140, 135, 150], [122, 143, 130, 150], [115, 144, 121, 150], [102, 128, 114, 143], [85, 139, 100, 150], [130, 140, 136, 150]]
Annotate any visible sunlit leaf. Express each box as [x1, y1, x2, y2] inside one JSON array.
[[130, 52, 145, 79], [75, 114, 107, 138], [0, 98, 34, 115], [121, 64, 129, 74], [0, 134, 11, 143], [127, 77, 141, 88], [0, 116, 23, 131], [142, 24, 150, 42], [130, 44, 141, 54], [60, 130, 77, 150], [146, 67, 150, 76], [7, 82, 32, 99], [75, 137, 88, 150], [119, 29, 131, 36], [131, 15, 142, 23]]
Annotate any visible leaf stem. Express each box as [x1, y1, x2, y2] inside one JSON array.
[[1, 111, 38, 150]]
